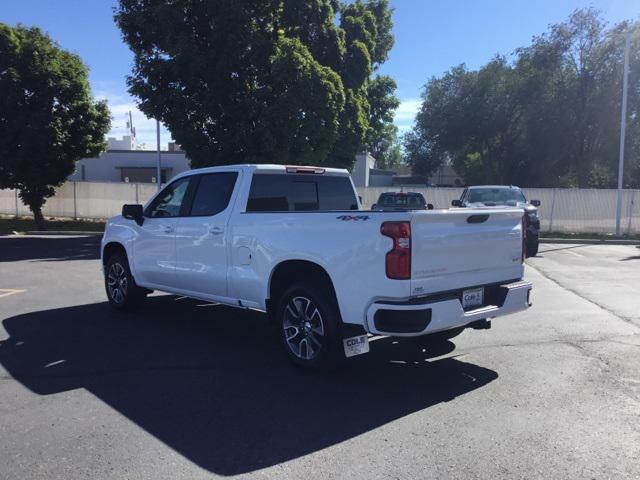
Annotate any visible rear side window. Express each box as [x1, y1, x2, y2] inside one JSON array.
[[189, 172, 238, 216], [246, 174, 358, 212]]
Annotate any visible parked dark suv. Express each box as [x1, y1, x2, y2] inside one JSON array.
[[372, 192, 434, 211], [452, 185, 541, 256]]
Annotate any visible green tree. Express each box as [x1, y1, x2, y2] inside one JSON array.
[[365, 74, 401, 168], [402, 129, 444, 178], [405, 58, 522, 183], [0, 24, 110, 229], [335, 0, 397, 167], [405, 8, 640, 188], [370, 123, 402, 169], [514, 8, 631, 187], [115, 0, 396, 170]]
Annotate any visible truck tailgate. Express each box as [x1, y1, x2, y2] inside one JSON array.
[[409, 208, 524, 296]]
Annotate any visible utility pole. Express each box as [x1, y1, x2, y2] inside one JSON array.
[[615, 32, 631, 237], [129, 110, 136, 148], [156, 119, 162, 192]]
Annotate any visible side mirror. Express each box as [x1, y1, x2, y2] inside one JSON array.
[[530, 200, 541, 207], [358, 195, 363, 204], [122, 204, 144, 226], [451, 199, 462, 207], [427, 203, 434, 210], [371, 204, 377, 210]]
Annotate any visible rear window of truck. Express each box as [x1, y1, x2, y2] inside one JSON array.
[[246, 174, 358, 212], [379, 193, 426, 207]]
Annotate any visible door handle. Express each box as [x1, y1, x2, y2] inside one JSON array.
[[163, 225, 174, 234], [209, 226, 224, 235]]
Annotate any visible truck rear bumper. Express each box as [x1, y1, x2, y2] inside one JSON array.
[[365, 280, 532, 337]]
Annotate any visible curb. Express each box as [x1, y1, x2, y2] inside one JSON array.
[[540, 238, 639, 246], [24, 230, 103, 236]]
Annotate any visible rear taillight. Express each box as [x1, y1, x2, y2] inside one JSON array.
[[381, 221, 411, 279], [522, 214, 528, 261]]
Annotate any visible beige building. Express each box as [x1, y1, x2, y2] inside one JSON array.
[[69, 137, 190, 184], [352, 154, 464, 188]]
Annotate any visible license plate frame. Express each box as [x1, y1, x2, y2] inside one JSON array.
[[343, 335, 370, 358], [462, 287, 484, 309]]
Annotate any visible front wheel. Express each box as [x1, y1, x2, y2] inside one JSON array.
[[276, 282, 343, 370], [105, 253, 146, 311]]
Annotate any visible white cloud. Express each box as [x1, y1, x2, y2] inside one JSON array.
[[95, 91, 173, 150], [394, 99, 422, 132]]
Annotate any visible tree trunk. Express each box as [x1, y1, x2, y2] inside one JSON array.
[[32, 207, 47, 231]]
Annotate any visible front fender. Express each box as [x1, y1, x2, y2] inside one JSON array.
[[101, 216, 139, 276]]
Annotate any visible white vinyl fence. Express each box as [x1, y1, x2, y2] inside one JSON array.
[[359, 186, 640, 235], [1, 182, 639, 235], [0, 182, 159, 220]]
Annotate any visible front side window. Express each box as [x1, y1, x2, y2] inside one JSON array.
[[246, 174, 358, 212], [145, 177, 191, 218], [189, 172, 238, 216]]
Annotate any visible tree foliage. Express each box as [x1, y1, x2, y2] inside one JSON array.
[[405, 8, 640, 188], [365, 74, 401, 168], [0, 24, 110, 229], [115, 0, 397, 170]]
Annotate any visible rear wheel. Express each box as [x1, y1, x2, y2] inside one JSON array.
[[276, 282, 343, 370], [105, 252, 147, 311]]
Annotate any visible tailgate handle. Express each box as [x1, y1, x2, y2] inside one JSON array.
[[467, 214, 490, 224]]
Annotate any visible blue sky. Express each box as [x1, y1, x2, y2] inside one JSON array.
[[3, 0, 640, 147]]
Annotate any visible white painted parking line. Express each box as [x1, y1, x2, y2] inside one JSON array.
[[0, 289, 26, 298]]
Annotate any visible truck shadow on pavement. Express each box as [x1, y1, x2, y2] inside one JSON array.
[[0, 235, 100, 262], [0, 296, 497, 476]]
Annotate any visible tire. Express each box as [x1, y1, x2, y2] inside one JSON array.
[[527, 239, 539, 257], [276, 281, 343, 370], [104, 252, 147, 311]]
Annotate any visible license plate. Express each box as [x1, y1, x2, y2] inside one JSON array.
[[343, 335, 370, 358], [462, 287, 484, 309]]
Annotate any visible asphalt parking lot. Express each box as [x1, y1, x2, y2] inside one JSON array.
[[1, 236, 639, 479]]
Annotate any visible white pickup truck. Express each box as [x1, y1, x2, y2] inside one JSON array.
[[101, 164, 532, 369]]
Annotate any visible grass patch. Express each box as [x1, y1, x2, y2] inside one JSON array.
[[541, 231, 640, 241], [0, 216, 105, 234]]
